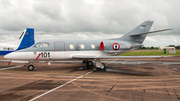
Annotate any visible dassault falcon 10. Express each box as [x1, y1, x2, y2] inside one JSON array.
[[4, 21, 172, 71]]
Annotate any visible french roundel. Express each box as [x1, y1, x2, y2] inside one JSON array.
[[112, 43, 120, 50]]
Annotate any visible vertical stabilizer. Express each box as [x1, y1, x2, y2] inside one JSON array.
[[17, 28, 35, 50], [119, 21, 154, 44]]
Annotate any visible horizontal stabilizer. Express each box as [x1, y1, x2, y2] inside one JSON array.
[[130, 28, 172, 36]]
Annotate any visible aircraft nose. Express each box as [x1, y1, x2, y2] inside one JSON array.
[[4, 53, 14, 59], [4, 52, 30, 60], [4, 52, 23, 60]]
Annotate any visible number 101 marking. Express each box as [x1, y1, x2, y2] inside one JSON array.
[[41, 52, 50, 58]]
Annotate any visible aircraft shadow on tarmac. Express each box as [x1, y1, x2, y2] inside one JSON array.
[[77, 65, 153, 76], [105, 68, 152, 76], [8, 63, 154, 76]]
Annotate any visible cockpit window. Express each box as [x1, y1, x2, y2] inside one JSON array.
[[43, 43, 49, 47], [39, 44, 43, 47], [33, 42, 49, 47], [33, 43, 42, 47]]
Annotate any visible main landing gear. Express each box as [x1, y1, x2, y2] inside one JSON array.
[[96, 63, 106, 70], [82, 59, 106, 70], [96, 59, 106, 70], [87, 61, 93, 66], [82, 60, 94, 66]]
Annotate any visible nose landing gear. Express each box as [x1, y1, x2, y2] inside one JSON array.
[[28, 65, 34, 71]]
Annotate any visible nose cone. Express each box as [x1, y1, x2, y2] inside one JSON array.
[[4, 53, 12, 59], [4, 52, 27, 60]]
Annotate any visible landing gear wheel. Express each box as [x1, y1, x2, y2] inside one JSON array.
[[28, 65, 34, 71], [102, 63, 105, 68], [87, 61, 93, 66], [96, 63, 106, 70]]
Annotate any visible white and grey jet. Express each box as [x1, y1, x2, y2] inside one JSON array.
[[4, 21, 171, 71]]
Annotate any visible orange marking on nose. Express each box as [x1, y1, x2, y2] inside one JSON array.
[[35, 53, 41, 60]]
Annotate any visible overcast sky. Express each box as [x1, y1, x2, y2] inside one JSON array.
[[0, 0, 180, 47]]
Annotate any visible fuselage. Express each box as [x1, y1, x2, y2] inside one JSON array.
[[4, 39, 142, 61]]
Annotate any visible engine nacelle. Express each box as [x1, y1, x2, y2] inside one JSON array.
[[100, 42, 105, 51]]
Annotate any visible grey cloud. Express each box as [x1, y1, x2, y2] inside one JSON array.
[[0, 0, 180, 46], [32, 1, 63, 20]]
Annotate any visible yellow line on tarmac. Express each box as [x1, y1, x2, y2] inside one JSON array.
[[0, 70, 84, 76], [1, 70, 180, 80]]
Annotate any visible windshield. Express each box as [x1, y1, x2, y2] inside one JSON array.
[[33, 43, 42, 47], [33, 42, 49, 47]]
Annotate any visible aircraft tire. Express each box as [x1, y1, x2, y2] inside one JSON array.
[[102, 63, 105, 68], [87, 61, 93, 66], [101, 63, 106, 70], [28, 65, 34, 71], [82, 60, 86, 63]]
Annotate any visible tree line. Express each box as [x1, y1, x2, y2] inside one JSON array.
[[139, 45, 180, 50]]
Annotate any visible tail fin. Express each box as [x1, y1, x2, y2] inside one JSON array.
[[17, 28, 35, 50], [119, 21, 154, 44]]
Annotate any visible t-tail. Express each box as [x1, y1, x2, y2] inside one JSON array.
[[114, 21, 172, 44], [119, 21, 154, 44], [17, 28, 35, 50]]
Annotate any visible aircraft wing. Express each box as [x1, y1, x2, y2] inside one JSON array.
[[72, 55, 169, 59], [2, 55, 172, 66]]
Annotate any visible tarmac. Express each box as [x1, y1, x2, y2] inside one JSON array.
[[0, 56, 180, 101]]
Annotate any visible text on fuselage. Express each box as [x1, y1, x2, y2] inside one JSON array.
[[120, 45, 131, 49], [3, 47, 14, 51]]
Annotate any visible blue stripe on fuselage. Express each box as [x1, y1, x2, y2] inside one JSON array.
[[0, 51, 14, 56]]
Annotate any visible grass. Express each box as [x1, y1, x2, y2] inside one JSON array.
[[119, 50, 180, 56]]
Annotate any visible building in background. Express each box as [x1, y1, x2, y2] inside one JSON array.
[[158, 47, 176, 50]]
